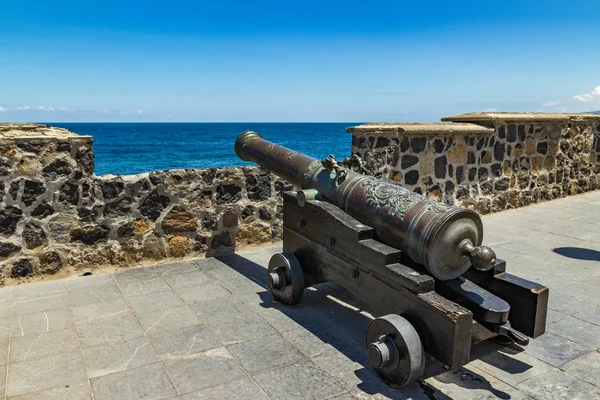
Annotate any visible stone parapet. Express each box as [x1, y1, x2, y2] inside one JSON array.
[[0, 124, 286, 284], [348, 113, 600, 214]]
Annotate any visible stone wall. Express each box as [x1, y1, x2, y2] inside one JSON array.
[[347, 112, 600, 214], [0, 124, 289, 283], [2, 113, 600, 283]]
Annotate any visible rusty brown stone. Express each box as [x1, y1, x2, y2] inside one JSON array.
[[168, 236, 190, 257], [236, 223, 271, 246], [162, 207, 197, 234], [132, 219, 150, 235]]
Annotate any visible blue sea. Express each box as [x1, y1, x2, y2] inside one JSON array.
[[50, 123, 359, 176]]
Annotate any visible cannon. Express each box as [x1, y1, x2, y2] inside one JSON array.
[[235, 131, 548, 388]]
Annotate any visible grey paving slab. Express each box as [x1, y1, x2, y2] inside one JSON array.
[[425, 363, 532, 400], [150, 324, 220, 360], [136, 306, 200, 336], [71, 297, 130, 324], [0, 316, 10, 339], [561, 351, 600, 387], [162, 270, 212, 291], [282, 324, 361, 359], [9, 380, 92, 400], [523, 332, 590, 367], [153, 260, 201, 276], [177, 282, 232, 305], [90, 362, 177, 400], [12, 280, 66, 300], [76, 312, 145, 348], [115, 276, 171, 297], [10, 326, 80, 363], [227, 333, 305, 373], [468, 342, 553, 386], [64, 273, 115, 291], [82, 336, 158, 378], [161, 347, 246, 395], [11, 306, 73, 337], [12, 293, 70, 316], [7, 350, 86, 397], [68, 281, 123, 308], [190, 298, 276, 345], [253, 360, 346, 400], [181, 377, 268, 400], [516, 368, 600, 400], [574, 305, 600, 326], [546, 314, 600, 349], [125, 289, 185, 314], [112, 266, 160, 283]]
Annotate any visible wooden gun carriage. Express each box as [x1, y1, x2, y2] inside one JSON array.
[[235, 131, 549, 388]]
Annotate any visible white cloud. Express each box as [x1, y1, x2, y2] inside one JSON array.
[[38, 106, 55, 112], [541, 101, 561, 107], [572, 85, 600, 103], [0, 106, 6, 113], [59, 107, 68, 111]]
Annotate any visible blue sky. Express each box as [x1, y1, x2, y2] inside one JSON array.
[[1, 0, 600, 122]]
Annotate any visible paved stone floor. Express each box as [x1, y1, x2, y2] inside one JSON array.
[[1, 191, 600, 399]]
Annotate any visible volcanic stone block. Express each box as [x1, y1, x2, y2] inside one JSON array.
[[410, 137, 426, 153], [43, 159, 72, 178], [76, 147, 94, 174], [104, 197, 133, 218], [22, 179, 46, 206], [17, 141, 45, 153], [39, 251, 63, 274], [215, 184, 242, 204], [101, 180, 124, 200], [241, 205, 255, 221], [140, 191, 170, 221], [70, 225, 110, 245], [10, 179, 21, 200], [245, 173, 271, 202], [434, 156, 447, 179], [0, 206, 23, 235], [259, 207, 272, 221], [23, 222, 48, 249], [401, 155, 419, 169], [404, 170, 419, 185], [0, 241, 21, 257], [56, 141, 71, 152], [202, 214, 218, 230], [12, 258, 33, 278], [59, 181, 79, 205]]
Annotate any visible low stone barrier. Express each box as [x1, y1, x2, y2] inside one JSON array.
[[347, 112, 600, 214], [0, 124, 288, 282], [1, 112, 599, 283]]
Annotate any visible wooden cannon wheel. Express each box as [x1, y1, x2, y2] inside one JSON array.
[[365, 314, 426, 388], [267, 252, 305, 305]]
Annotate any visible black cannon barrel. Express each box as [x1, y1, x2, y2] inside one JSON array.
[[235, 131, 496, 280]]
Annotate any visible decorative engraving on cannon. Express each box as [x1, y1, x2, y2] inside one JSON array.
[[235, 131, 549, 388]]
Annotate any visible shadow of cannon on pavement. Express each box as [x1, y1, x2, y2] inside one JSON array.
[[213, 252, 530, 399]]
